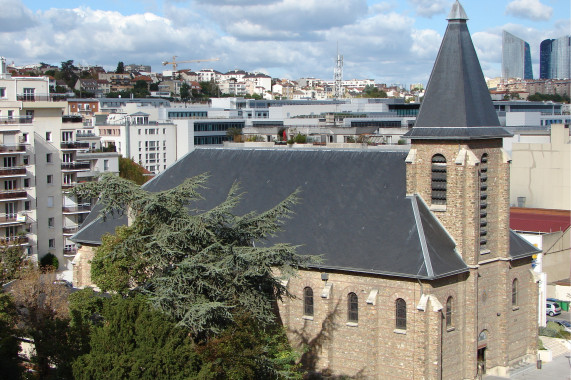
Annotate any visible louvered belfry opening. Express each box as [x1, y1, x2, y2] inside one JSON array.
[[479, 153, 488, 249], [431, 154, 447, 205]]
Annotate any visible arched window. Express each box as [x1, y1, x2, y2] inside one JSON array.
[[512, 279, 518, 307], [348, 292, 358, 322], [446, 297, 453, 328], [480, 153, 489, 249], [303, 287, 314, 316], [396, 298, 407, 330], [431, 154, 447, 205]]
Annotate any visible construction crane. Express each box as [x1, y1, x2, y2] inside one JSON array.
[[162, 56, 220, 72]]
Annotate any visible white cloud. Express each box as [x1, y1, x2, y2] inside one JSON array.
[[0, 0, 37, 32], [411, 29, 441, 58], [408, 0, 448, 18], [505, 0, 552, 21]]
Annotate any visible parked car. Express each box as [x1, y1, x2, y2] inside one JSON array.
[[546, 301, 562, 316], [553, 320, 571, 333]]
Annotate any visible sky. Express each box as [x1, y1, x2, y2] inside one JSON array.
[[0, 0, 569, 87]]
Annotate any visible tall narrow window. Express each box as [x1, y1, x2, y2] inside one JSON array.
[[480, 154, 489, 250], [446, 297, 453, 328], [396, 298, 407, 330], [431, 154, 447, 205], [512, 279, 518, 307], [303, 287, 314, 317], [348, 292, 358, 322]]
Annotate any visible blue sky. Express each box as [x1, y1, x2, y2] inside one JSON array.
[[2, 0, 569, 86]]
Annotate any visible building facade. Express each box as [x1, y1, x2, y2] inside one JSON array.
[[540, 36, 571, 80], [502, 31, 533, 80]]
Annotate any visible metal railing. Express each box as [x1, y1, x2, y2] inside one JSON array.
[[0, 190, 27, 200], [61, 161, 91, 171], [0, 116, 33, 124], [0, 235, 29, 245], [0, 144, 27, 153], [62, 225, 79, 234], [16, 93, 69, 102], [63, 247, 78, 256], [0, 167, 27, 176], [62, 204, 91, 213], [60, 141, 90, 150]]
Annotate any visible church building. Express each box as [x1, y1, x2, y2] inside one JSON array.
[[72, 2, 539, 378]]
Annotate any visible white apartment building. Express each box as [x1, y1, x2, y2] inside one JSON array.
[[0, 57, 119, 276]]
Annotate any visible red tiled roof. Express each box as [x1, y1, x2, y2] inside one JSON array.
[[510, 207, 571, 233]]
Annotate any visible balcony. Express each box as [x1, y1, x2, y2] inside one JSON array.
[[0, 235, 29, 246], [0, 189, 27, 200], [61, 161, 91, 171], [63, 225, 79, 235], [0, 144, 27, 154], [63, 247, 78, 256], [0, 213, 27, 225], [16, 93, 68, 102], [62, 204, 91, 214], [0, 167, 26, 177], [60, 141, 90, 150], [0, 116, 33, 125]]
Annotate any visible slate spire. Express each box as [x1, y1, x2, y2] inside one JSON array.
[[405, 0, 510, 140]]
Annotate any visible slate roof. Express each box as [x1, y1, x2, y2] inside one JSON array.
[[509, 230, 541, 259], [73, 148, 468, 280], [404, 1, 510, 140]]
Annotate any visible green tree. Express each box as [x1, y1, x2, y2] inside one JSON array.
[[70, 173, 317, 338], [0, 292, 23, 379], [198, 80, 220, 99], [226, 127, 243, 141], [149, 82, 159, 91], [133, 80, 150, 98], [119, 157, 150, 185], [0, 243, 25, 286], [116, 61, 125, 74], [361, 84, 387, 98], [72, 294, 202, 380], [179, 82, 191, 101], [60, 60, 78, 88]]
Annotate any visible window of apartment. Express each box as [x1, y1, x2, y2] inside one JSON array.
[[22, 133, 29, 143], [348, 292, 358, 323], [5, 203, 16, 218], [26, 110, 34, 119], [24, 201, 31, 211], [45, 131, 52, 141], [431, 154, 447, 205], [23, 155, 29, 165], [446, 297, 453, 328], [7, 110, 13, 120], [48, 217, 54, 228], [23, 178, 30, 188], [46, 153, 52, 163], [23, 88, 35, 101], [163, 140, 166, 149], [0, 88, 6, 98], [512, 279, 518, 307], [47, 175, 53, 184], [104, 159, 109, 171], [163, 128, 166, 134], [3, 156, 16, 168], [303, 287, 314, 317], [47, 196, 54, 208], [395, 298, 407, 330], [138, 129, 141, 135], [48, 239, 55, 248], [4, 180, 16, 190], [62, 131, 73, 142], [62, 153, 72, 163]]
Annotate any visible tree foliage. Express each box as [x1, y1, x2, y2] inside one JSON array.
[[116, 61, 125, 74], [361, 84, 387, 98], [0, 292, 23, 379], [119, 156, 150, 185], [0, 243, 25, 286], [71, 173, 317, 338], [198, 80, 220, 99], [527, 92, 570, 103], [180, 82, 191, 101], [72, 294, 202, 380]]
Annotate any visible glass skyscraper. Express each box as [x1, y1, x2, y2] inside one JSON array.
[[540, 36, 570, 79], [502, 31, 533, 79]]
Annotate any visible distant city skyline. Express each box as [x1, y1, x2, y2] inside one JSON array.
[[1, 0, 569, 86]]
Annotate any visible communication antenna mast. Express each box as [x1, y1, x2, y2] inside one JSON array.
[[334, 44, 343, 99]]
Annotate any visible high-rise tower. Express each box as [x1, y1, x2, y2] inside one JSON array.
[[540, 36, 571, 79], [502, 31, 533, 79]]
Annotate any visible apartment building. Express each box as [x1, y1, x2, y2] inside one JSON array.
[[0, 57, 119, 274]]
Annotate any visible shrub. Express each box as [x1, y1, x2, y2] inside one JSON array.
[[40, 253, 59, 270], [293, 133, 307, 144]]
